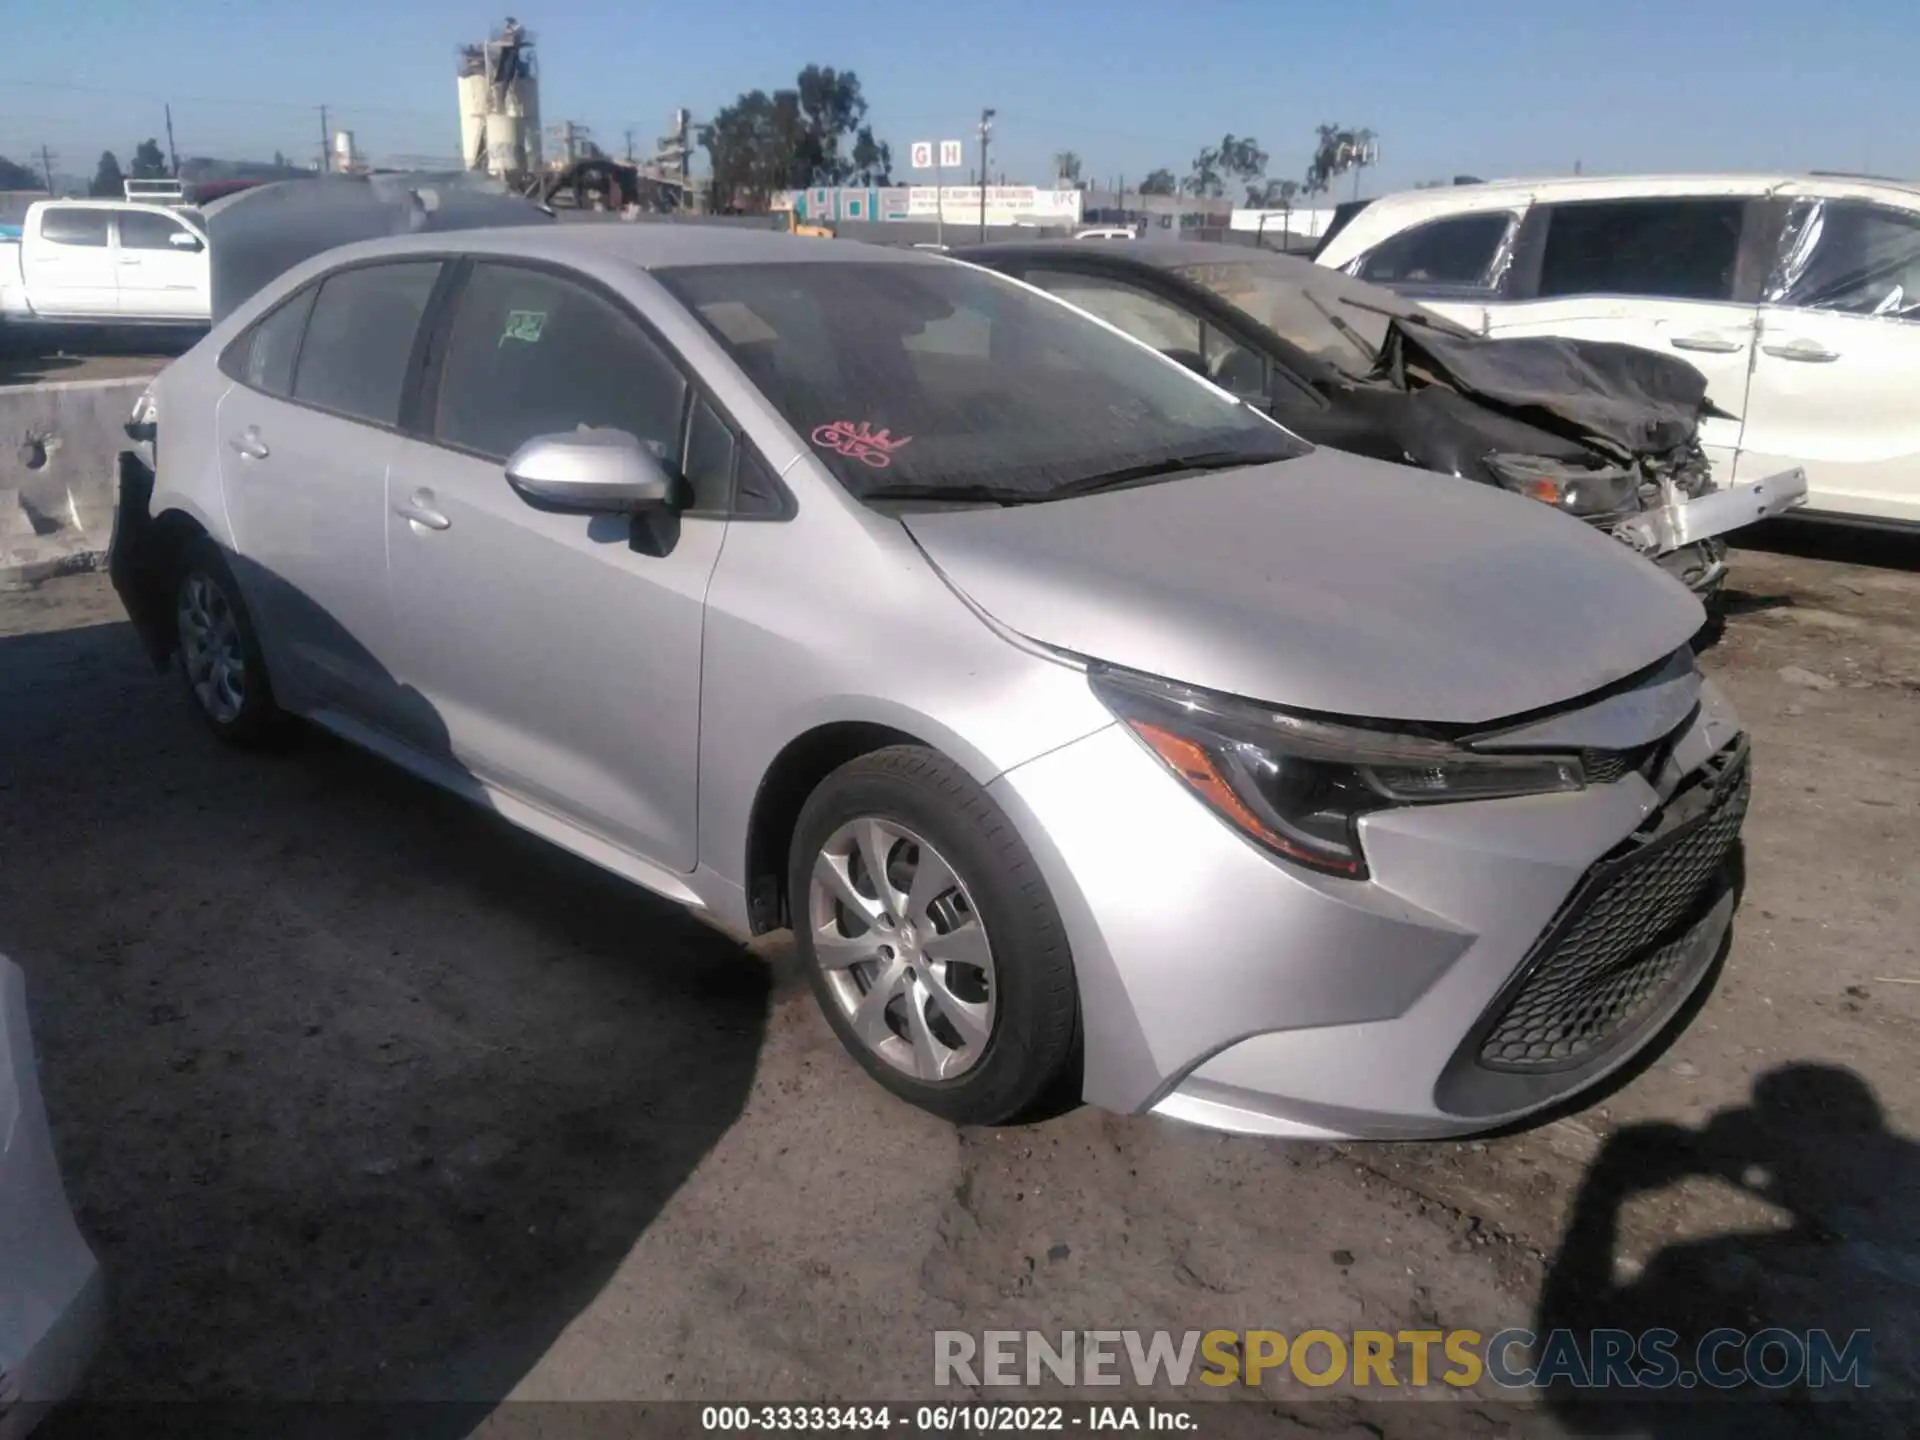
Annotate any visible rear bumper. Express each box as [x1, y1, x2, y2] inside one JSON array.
[[0, 958, 103, 1435]]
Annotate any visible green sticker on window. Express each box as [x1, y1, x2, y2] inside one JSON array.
[[500, 309, 547, 346]]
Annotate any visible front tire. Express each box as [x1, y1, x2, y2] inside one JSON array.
[[789, 745, 1079, 1126], [174, 538, 282, 747]]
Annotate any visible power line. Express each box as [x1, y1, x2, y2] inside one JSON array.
[[7, 78, 444, 122]]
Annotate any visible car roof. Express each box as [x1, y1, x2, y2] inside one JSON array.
[[314, 223, 934, 272], [1358, 171, 1920, 212]]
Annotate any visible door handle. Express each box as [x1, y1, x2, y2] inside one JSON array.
[[118, 257, 143, 266], [394, 490, 451, 531], [1668, 333, 1743, 354], [226, 430, 269, 459], [1761, 338, 1839, 363]]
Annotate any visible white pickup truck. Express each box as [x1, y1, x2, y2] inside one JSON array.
[[1, 199, 211, 329]]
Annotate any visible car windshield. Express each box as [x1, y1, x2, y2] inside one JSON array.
[[654, 259, 1307, 504], [1171, 257, 1474, 377]]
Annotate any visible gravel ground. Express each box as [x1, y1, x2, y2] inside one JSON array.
[[2, 521, 1915, 1437]]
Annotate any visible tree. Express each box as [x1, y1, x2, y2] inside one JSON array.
[[1305, 123, 1378, 200], [1185, 133, 1265, 200], [0, 154, 41, 190], [702, 63, 891, 210], [1052, 150, 1083, 187], [1246, 177, 1298, 209], [90, 151, 126, 197], [1138, 168, 1178, 196], [129, 138, 169, 178], [272, 149, 287, 168]]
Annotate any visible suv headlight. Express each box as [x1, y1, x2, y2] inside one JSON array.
[[1090, 666, 1585, 879], [1485, 453, 1639, 519]]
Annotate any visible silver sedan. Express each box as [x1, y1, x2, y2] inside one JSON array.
[[110, 226, 1749, 1137]]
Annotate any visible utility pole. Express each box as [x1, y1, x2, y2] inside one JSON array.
[[165, 103, 180, 175], [625, 127, 636, 165], [36, 145, 55, 194], [318, 105, 330, 172], [977, 107, 995, 242]]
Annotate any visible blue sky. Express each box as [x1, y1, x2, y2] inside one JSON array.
[[5, 0, 1911, 195]]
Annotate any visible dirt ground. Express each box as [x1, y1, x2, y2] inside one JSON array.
[[2, 519, 1915, 1437]]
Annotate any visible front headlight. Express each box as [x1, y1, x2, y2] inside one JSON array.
[[1485, 453, 1639, 519], [1090, 666, 1585, 879]]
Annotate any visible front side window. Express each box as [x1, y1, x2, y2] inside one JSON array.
[[656, 260, 1302, 503], [119, 211, 202, 252], [433, 262, 690, 464], [39, 209, 110, 248], [291, 262, 442, 427], [1356, 212, 1512, 287], [1766, 200, 1920, 319], [1535, 198, 1746, 302]]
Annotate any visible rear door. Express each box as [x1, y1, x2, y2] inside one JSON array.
[[22, 206, 117, 315], [1735, 188, 1920, 523], [1484, 194, 1770, 482], [216, 259, 444, 728], [112, 209, 208, 320]]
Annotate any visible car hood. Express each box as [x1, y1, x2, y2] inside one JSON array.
[[901, 448, 1704, 726]]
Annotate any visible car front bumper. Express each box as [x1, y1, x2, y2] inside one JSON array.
[[1615, 467, 1810, 556], [1, 957, 102, 1437], [989, 676, 1747, 1140]]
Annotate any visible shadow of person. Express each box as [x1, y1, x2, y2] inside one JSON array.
[[1534, 1064, 1918, 1438]]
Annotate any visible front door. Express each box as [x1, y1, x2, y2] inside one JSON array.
[[1734, 192, 1920, 524], [22, 207, 117, 316], [217, 259, 443, 728], [1479, 194, 1766, 483], [112, 209, 209, 320], [385, 260, 729, 870]]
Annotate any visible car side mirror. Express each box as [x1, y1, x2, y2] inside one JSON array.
[[505, 428, 674, 515], [169, 232, 203, 251]]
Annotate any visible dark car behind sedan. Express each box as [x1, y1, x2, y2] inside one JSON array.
[[958, 240, 1808, 597]]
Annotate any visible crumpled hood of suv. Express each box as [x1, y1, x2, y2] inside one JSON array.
[[902, 448, 1704, 726]]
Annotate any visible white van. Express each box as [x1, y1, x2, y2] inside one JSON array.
[[1314, 173, 1920, 528]]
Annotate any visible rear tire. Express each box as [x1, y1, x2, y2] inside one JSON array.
[[789, 745, 1079, 1126], [174, 537, 283, 747]]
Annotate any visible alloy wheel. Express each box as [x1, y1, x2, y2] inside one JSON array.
[[178, 571, 248, 725], [807, 817, 997, 1082]]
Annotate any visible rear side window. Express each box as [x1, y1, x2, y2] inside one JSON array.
[[1768, 200, 1920, 319], [1536, 198, 1745, 302], [1357, 212, 1511, 286], [119, 211, 202, 252], [432, 262, 689, 464], [291, 262, 442, 427], [225, 286, 316, 396], [39, 209, 110, 248]]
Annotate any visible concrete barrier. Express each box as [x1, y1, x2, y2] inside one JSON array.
[[1, 376, 149, 587]]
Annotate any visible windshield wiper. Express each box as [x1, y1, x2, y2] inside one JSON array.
[[1337, 294, 1469, 335], [1046, 449, 1284, 498], [1299, 289, 1378, 364]]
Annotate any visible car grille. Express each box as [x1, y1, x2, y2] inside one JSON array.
[[1580, 744, 1657, 785], [1478, 742, 1750, 1071]]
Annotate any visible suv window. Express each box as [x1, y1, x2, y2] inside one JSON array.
[[119, 211, 202, 252], [1536, 198, 1746, 302], [433, 262, 690, 465], [39, 209, 110, 248], [291, 262, 442, 426], [1357, 212, 1511, 286], [1768, 200, 1920, 319]]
